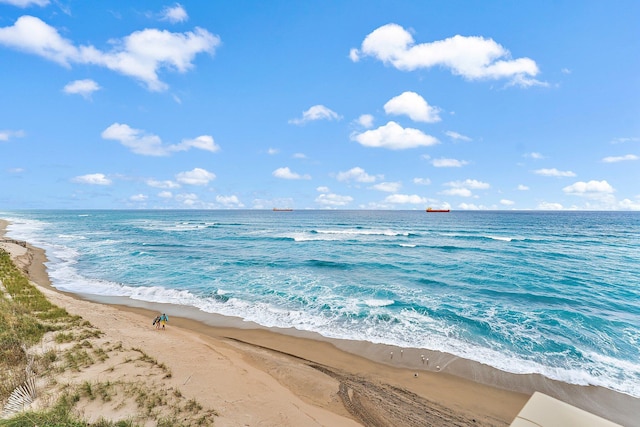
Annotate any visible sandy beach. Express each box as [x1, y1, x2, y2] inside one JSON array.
[[2, 218, 637, 426]]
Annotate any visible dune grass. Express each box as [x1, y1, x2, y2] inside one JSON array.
[[0, 249, 217, 426], [0, 248, 76, 403]]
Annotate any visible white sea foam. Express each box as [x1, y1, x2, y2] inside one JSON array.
[[288, 228, 411, 242], [484, 235, 514, 242], [57, 234, 86, 240], [315, 228, 410, 237], [364, 299, 394, 307]]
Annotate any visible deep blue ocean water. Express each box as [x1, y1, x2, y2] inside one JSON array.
[[2, 210, 639, 398]]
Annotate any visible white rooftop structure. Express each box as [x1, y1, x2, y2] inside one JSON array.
[[511, 392, 622, 427]]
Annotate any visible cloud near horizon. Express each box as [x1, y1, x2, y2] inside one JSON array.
[[384, 194, 428, 204], [216, 194, 244, 208], [0, 15, 219, 91], [272, 167, 311, 180], [71, 173, 112, 185], [432, 158, 468, 167], [147, 179, 180, 189], [563, 180, 615, 196], [315, 193, 353, 206], [175, 168, 215, 185], [441, 179, 490, 197], [534, 168, 576, 177], [336, 167, 379, 183], [371, 181, 401, 192]]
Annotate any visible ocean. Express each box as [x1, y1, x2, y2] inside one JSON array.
[[2, 209, 639, 400]]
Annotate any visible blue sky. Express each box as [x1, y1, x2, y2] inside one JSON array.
[[1, 1, 638, 210]]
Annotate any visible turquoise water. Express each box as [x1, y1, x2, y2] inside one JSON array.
[[3, 210, 639, 398]]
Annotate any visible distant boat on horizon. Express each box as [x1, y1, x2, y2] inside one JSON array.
[[426, 207, 450, 213], [273, 208, 293, 211]]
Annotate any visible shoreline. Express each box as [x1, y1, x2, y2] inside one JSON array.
[[2, 218, 637, 425]]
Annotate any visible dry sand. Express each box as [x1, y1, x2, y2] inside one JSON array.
[[3, 218, 635, 426]]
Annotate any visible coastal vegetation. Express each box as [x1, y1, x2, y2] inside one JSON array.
[[0, 248, 217, 426]]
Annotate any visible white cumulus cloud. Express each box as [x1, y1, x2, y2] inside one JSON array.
[[383, 91, 441, 123], [216, 195, 244, 207], [384, 194, 428, 204], [129, 194, 148, 202], [336, 167, 378, 183], [169, 135, 220, 153], [0, 16, 219, 91], [316, 193, 353, 206], [413, 178, 431, 185], [161, 4, 188, 23], [146, 179, 180, 189], [538, 201, 564, 210], [176, 193, 199, 206], [446, 179, 490, 190], [0, 129, 25, 141], [71, 173, 111, 185], [357, 114, 374, 128], [176, 168, 215, 185], [0, 0, 48, 7], [102, 123, 219, 156], [351, 121, 438, 150], [457, 203, 488, 210], [289, 105, 341, 125], [441, 188, 473, 197], [371, 182, 401, 192], [272, 167, 311, 180], [610, 137, 640, 144], [63, 79, 101, 99], [563, 180, 615, 196], [601, 154, 638, 163], [534, 168, 576, 177], [432, 158, 468, 167], [351, 23, 543, 87], [102, 123, 166, 156], [441, 179, 490, 197], [619, 198, 640, 210], [445, 131, 472, 142]]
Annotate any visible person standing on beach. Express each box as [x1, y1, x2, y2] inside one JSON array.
[[160, 313, 168, 329], [153, 315, 161, 330]]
